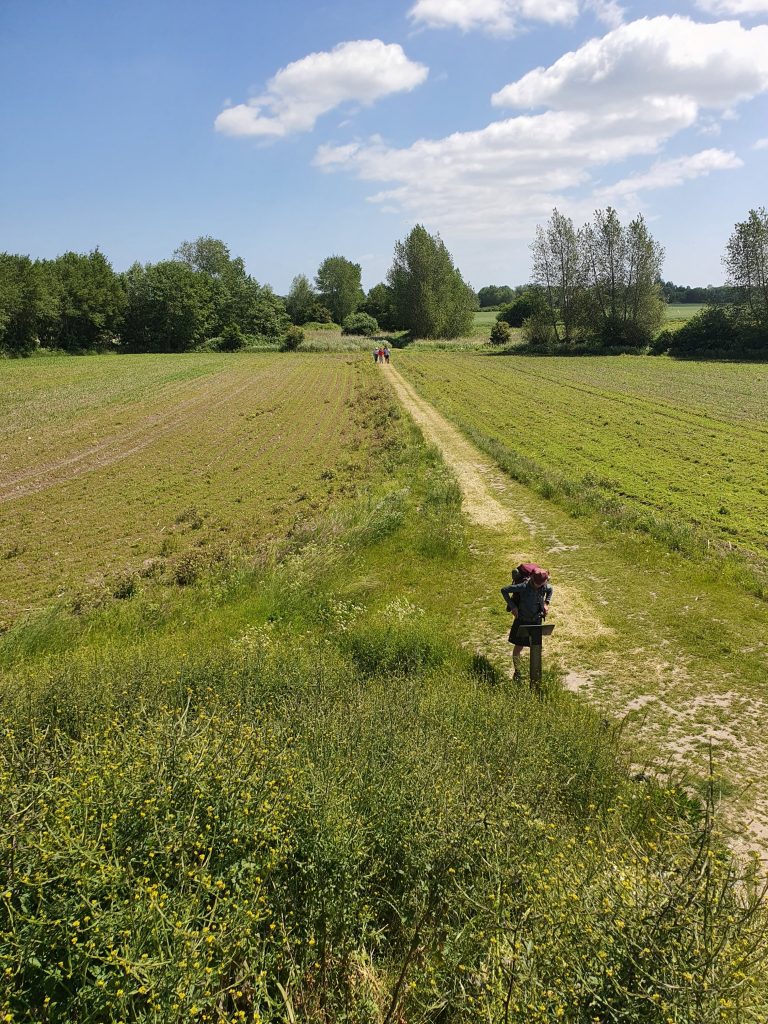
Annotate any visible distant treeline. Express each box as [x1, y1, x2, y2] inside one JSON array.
[[0, 226, 478, 357]]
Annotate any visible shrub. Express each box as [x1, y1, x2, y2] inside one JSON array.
[[309, 302, 333, 324], [215, 323, 246, 351], [498, 289, 546, 327], [489, 320, 511, 346], [280, 325, 305, 351], [341, 311, 379, 336], [522, 311, 557, 351]]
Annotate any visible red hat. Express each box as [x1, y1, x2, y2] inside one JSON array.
[[532, 569, 549, 585]]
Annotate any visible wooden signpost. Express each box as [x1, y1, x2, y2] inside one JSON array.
[[513, 622, 555, 692]]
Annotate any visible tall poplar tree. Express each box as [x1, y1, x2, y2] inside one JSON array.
[[387, 225, 474, 339]]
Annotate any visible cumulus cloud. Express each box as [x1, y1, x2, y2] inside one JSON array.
[[215, 40, 428, 138], [596, 149, 743, 199], [492, 16, 768, 111], [408, 0, 578, 35], [755, 137, 768, 149], [315, 17, 764, 241], [695, 0, 768, 14]]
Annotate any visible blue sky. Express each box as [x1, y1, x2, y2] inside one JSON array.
[[2, 0, 767, 293]]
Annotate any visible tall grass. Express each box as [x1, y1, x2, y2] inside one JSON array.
[[1, 399, 767, 1022]]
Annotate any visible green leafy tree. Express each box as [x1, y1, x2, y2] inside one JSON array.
[[478, 285, 515, 308], [498, 288, 547, 328], [174, 236, 288, 342], [285, 274, 317, 325], [579, 208, 665, 348], [38, 250, 124, 352], [723, 207, 768, 331], [315, 256, 363, 325], [0, 254, 47, 356], [120, 261, 214, 352], [530, 210, 582, 343], [361, 282, 397, 331], [387, 225, 474, 339]]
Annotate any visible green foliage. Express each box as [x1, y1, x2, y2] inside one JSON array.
[[37, 250, 125, 352], [724, 207, 768, 331], [280, 325, 305, 351], [309, 302, 333, 324], [285, 274, 316, 325], [215, 323, 246, 351], [655, 305, 768, 359], [478, 284, 515, 308], [120, 261, 213, 352], [489, 319, 512, 346], [0, 253, 44, 356], [315, 255, 363, 325], [387, 224, 475, 339], [498, 288, 546, 327], [361, 282, 397, 330], [530, 208, 665, 350], [341, 311, 379, 336], [175, 236, 289, 343]]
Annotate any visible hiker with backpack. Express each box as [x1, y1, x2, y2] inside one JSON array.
[[501, 563, 553, 682]]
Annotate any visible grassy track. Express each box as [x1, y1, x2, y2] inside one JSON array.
[[0, 353, 369, 625], [396, 351, 768, 567]]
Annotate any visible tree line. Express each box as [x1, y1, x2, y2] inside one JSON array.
[[485, 206, 768, 358], [0, 226, 477, 357]]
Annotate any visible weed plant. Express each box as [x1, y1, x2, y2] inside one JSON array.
[[1, 393, 767, 1021]]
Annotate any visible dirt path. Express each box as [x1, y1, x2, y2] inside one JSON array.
[[386, 364, 768, 858]]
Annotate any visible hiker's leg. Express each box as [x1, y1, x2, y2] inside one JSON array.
[[512, 643, 524, 679]]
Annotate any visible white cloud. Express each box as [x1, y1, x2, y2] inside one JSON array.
[[492, 16, 768, 111], [754, 137, 768, 149], [596, 148, 743, 198], [315, 17, 766, 243], [695, 0, 768, 14], [215, 40, 428, 138], [408, 0, 578, 35], [585, 0, 626, 28]]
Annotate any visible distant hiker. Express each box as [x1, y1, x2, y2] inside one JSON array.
[[383, 346, 390, 364], [373, 346, 379, 364], [501, 564, 552, 682], [378, 347, 385, 363]]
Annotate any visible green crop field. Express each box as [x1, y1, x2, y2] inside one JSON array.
[[665, 302, 707, 320], [396, 351, 768, 571], [0, 353, 372, 625]]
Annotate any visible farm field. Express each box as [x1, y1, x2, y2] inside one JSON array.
[[665, 302, 707, 320], [0, 352, 372, 624], [3, 352, 767, 1022], [396, 351, 768, 567]]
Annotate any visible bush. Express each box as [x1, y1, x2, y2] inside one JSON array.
[[489, 320, 512, 346], [522, 311, 557, 351], [498, 289, 546, 327], [280, 325, 305, 351], [215, 323, 246, 351], [309, 302, 333, 324], [341, 311, 379, 337]]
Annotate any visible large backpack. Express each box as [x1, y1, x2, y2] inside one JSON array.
[[509, 562, 548, 614], [511, 562, 545, 585]]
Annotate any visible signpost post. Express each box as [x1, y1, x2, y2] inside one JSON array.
[[512, 622, 555, 693]]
